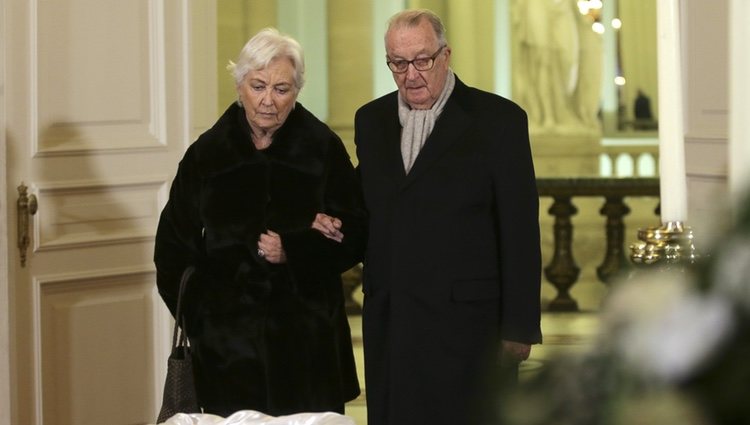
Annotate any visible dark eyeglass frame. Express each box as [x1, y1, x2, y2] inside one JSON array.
[[386, 45, 446, 74]]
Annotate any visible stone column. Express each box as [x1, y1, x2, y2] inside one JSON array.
[[445, 0, 495, 92], [494, 0, 512, 98], [327, 0, 376, 157], [216, 1, 277, 109], [600, 0, 618, 134], [372, 0, 405, 99]]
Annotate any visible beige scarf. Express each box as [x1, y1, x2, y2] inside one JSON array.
[[397, 69, 456, 173]]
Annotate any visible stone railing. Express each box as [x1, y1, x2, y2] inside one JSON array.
[[537, 177, 660, 311], [340, 177, 661, 315]]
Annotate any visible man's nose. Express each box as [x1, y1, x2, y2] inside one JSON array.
[[405, 63, 421, 79]]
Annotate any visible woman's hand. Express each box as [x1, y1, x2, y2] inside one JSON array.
[[311, 213, 344, 243], [258, 230, 287, 264]]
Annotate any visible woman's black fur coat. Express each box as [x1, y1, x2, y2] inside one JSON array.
[[154, 102, 366, 417]]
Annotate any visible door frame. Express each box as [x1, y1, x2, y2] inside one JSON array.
[[1, 0, 13, 422]]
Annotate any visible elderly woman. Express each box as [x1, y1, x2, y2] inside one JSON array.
[[154, 28, 365, 417]]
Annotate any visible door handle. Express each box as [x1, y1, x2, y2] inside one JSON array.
[[17, 183, 38, 267]]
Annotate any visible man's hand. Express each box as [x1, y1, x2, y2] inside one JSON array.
[[311, 213, 344, 243], [501, 340, 532, 362]]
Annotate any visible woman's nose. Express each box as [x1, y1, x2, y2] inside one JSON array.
[[260, 90, 273, 105]]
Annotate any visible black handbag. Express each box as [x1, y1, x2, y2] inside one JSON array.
[[157, 266, 201, 423]]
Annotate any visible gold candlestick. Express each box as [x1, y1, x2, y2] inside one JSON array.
[[630, 221, 698, 266]]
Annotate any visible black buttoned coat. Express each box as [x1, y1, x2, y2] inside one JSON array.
[[354, 77, 542, 425], [154, 103, 365, 417]]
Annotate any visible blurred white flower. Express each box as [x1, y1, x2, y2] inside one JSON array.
[[712, 236, 750, 313], [600, 272, 735, 383]]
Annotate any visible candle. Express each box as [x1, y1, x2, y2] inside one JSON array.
[[730, 0, 750, 206], [657, 0, 688, 223]]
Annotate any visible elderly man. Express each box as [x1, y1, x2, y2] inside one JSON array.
[[354, 9, 542, 425]]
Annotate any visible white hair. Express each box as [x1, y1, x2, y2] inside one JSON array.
[[227, 28, 305, 90]]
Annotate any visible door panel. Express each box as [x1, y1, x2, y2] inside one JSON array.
[[4, 0, 216, 423], [38, 270, 156, 425], [37, 0, 161, 154], [34, 178, 163, 249]]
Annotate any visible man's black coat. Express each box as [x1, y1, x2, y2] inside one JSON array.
[[355, 77, 542, 425]]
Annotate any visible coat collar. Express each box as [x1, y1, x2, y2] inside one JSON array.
[[205, 102, 327, 178]]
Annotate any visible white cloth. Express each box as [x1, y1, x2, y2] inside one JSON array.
[[397, 69, 456, 173], [158, 410, 356, 425]]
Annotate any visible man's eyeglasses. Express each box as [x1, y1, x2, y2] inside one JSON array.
[[386, 45, 446, 74]]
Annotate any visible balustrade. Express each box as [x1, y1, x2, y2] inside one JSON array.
[[537, 177, 659, 311]]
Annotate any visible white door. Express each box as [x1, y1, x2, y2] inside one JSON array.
[[1, 1, 216, 424]]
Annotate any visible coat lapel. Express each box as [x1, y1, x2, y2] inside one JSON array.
[[376, 97, 407, 182]]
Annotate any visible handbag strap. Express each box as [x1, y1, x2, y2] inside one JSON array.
[[171, 265, 195, 349]]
